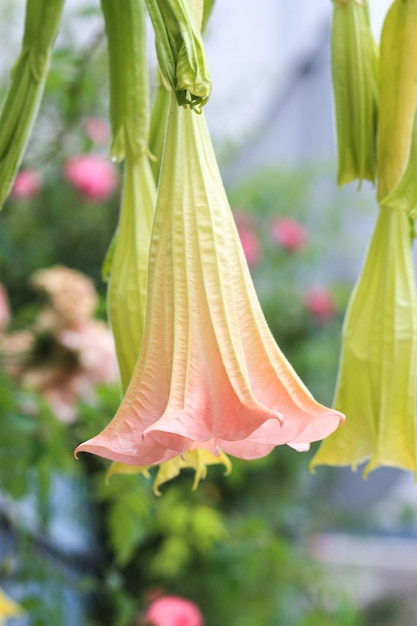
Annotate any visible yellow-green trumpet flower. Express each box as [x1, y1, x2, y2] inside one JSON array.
[[311, 206, 417, 475]]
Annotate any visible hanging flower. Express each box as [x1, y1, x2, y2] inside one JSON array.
[[75, 96, 344, 482], [311, 207, 417, 475]]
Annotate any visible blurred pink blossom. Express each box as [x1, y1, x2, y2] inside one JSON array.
[[270, 216, 308, 252], [1, 266, 119, 422], [84, 117, 110, 145], [145, 595, 204, 626], [10, 168, 42, 200], [304, 286, 337, 322], [234, 212, 261, 267], [64, 154, 118, 201], [0, 283, 11, 333]]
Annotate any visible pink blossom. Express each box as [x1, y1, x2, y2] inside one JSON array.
[[270, 216, 308, 251], [304, 286, 337, 322], [84, 117, 110, 145], [75, 99, 344, 473], [234, 212, 261, 267], [145, 595, 204, 626], [10, 168, 42, 200], [0, 283, 11, 333], [64, 154, 118, 201]]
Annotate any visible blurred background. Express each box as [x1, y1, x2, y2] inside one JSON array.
[[1, 1, 416, 625]]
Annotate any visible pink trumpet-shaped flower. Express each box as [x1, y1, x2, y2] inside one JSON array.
[[75, 97, 343, 469]]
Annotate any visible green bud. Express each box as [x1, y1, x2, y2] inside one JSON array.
[[107, 146, 156, 393]]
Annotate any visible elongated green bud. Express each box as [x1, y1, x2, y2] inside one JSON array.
[[331, 0, 378, 187], [107, 147, 156, 392], [100, 0, 149, 161], [0, 0, 65, 208], [144, 0, 212, 110]]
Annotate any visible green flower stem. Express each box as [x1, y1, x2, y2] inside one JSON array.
[[0, 0, 65, 208], [107, 144, 156, 392]]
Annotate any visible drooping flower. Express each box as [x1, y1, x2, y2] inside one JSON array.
[[145, 595, 204, 626], [64, 154, 118, 202], [311, 207, 417, 475], [270, 216, 308, 252], [10, 168, 42, 200], [75, 95, 344, 474]]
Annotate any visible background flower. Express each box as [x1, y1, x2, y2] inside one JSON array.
[[145, 595, 204, 626], [304, 285, 337, 322], [10, 168, 42, 200], [64, 154, 118, 201], [270, 216, 308, 251]]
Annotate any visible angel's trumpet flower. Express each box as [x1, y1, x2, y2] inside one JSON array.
[[311, 207, 417, 475], [75, 95, 344, 486]]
